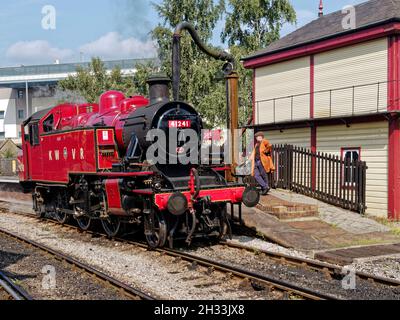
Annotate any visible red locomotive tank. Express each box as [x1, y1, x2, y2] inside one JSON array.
[[19, 74, 259, 248]]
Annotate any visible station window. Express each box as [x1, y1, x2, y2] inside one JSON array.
[[18, 110, 25, 119], [0, 132, 5, 140], [0, 111, 4, 119], [18, 90, 24, 99], [342, 148, 361, 185]]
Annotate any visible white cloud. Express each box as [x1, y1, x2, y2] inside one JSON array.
[[79, 32, 157, 60], [6, 40, 74, 64], [4, 32, 157, 66]]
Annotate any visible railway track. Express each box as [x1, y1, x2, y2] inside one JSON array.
[[3, 200, 400, 289], [0, 226, 155, 301], [0, 204, 336, 300], [1, 199, 399, 299], [0, 271, 33, 301], [221, 241, 400, 288]]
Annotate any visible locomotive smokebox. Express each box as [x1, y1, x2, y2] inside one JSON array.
[[147, 74, 171, 104]]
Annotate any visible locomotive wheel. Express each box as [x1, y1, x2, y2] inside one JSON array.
[[54, 193, 70, 224], [145, 211, 167, 249], [55, 210, 70, 224], [101, 216, 122, 238], [76, 216, 91, 231], [33, 193, 45, 219]]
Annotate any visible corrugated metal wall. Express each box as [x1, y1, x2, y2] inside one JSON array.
[[261, 127, 311, 148], [314, 38, 388, 118], [255, 57, 310, 125], [317, 121, 388, 217]]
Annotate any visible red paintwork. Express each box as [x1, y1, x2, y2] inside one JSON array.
[[244, 22, 400, 69], [252, 69, 256, 124], [99, 172, 154, 178], [20, 91, 149, 184], [311, 126, 317, 191], [310, 55, 315, 119], [388, 35, 400, 220], [189, 170, 195, 195], [105, 179, 123, 211], [153, 187, 246, 211], [19, 89, 249, 219], [38, 129, 98, 183]]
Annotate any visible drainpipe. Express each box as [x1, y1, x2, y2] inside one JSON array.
[[172, 22, 239, 181]]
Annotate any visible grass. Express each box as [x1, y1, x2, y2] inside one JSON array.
[[372, 217, 400, 237], [335, 238, 394, 249], [11, 278, 23, 286]]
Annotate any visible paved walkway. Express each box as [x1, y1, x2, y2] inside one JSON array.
[[240, 189, 399, 253], [270, 189, 390, 234]]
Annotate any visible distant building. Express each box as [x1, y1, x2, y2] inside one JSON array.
[[0, 58, 154, 143], [0, 139, 21, 158], [243, 0, 400, 219]]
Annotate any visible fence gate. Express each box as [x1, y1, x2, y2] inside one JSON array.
[[271, 145, 367, 214]]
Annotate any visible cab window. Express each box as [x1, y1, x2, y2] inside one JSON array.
[[29, 123, 40, 146], [43, 114, 54, 133]]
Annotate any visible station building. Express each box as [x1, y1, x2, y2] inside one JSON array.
[[0, 59, 152, 144], [243, 0, 400, 219]]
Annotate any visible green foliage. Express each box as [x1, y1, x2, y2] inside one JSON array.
[[2, 149, 16, 159], [58, 57, 137, 103], [222, 0, 297, 52], [150, 0, 226, 127], [57, 1, 297, 127]]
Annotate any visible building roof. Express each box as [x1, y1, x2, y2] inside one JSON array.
[[0, 58, 155, 78], [244, 0, 400, 61]]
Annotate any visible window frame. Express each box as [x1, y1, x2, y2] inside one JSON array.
[[341, 147, 361, 188], [29, 123, 40, 146], [18, 109, 25, 120], [0, 111, 4, 120]]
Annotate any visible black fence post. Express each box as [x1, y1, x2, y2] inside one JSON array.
[[271, 144, 367, 214]]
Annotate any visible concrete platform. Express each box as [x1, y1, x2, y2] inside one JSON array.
[[240, 189, 400, 259], [315, 244, 400, 265], [0, 176, 19, 184]]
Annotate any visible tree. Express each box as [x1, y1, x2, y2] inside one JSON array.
[[58, 57, 137, 103], [220, 0, 296, 125], [222, 0, 296, 52], [150, 0, 227, 127]]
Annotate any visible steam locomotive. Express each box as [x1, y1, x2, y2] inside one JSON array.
[[18, 74, 259, 248]]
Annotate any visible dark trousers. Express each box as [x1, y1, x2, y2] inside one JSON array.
[[255, 160, 269, 190]]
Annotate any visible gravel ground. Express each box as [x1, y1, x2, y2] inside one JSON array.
[[0, 288, 11, 300], [184, 244, 400, 300], [0, 211, 282, 300], [0, 232, 132, 300], [2, 201, 400, 300], [352, 258, 400, 281]]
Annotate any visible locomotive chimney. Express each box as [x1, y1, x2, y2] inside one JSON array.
[[147, 74, 171, 104]]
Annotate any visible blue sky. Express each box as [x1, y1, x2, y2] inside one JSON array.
[[0, 0, 366, 67]]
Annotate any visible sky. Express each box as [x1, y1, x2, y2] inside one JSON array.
[[0, 0, 367, 67]]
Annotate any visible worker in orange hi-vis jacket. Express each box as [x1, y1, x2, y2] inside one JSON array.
[[250, 132, 275, 195]]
